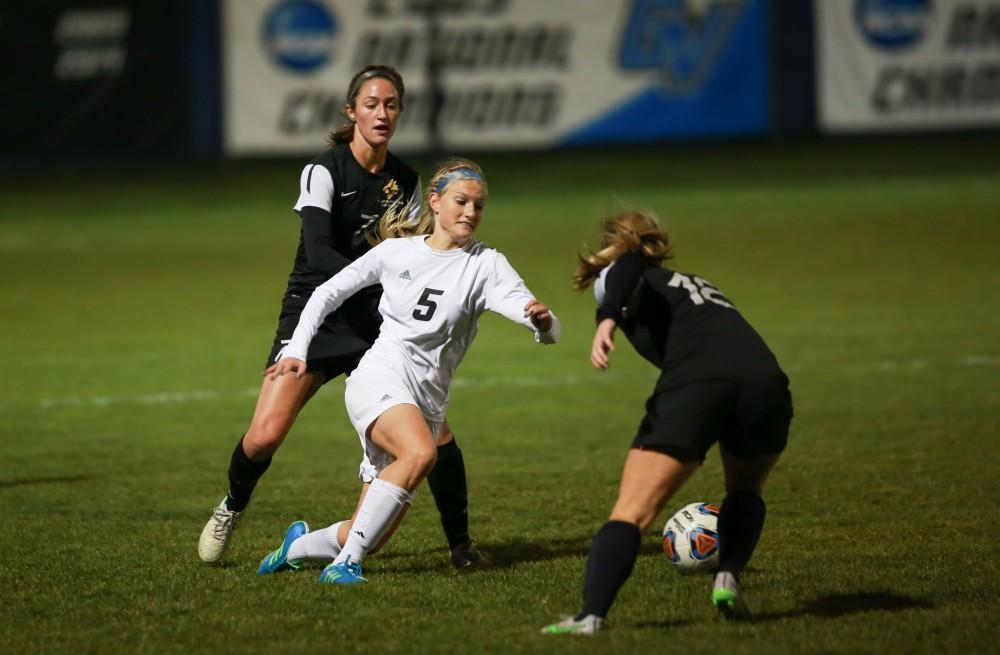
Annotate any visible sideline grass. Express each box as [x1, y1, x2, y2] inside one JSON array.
[[1, 137, 998, 654]]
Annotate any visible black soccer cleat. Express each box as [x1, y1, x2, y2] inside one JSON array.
[[450, 539, 491, 571]]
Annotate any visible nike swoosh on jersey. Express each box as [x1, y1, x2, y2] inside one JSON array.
[[340, 190, 358, 197]]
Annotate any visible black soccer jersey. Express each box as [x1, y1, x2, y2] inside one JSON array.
[[286, 143, 421, 296], [267, 144, 421, 362], [596, 251, 786, 390]]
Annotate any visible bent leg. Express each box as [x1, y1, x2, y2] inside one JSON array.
[[332, 404, 434, 566], [243, 370, 328, 459], [716, 447, 780, 578], [609, 448, 700, 531], [368, 404, 439, 492], [224, 371, 327, 512], [581, 448, 700, 619]]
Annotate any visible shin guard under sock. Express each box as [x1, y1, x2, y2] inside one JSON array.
[[427, 439, 470, 549], [335, 478, 412, 565], [579, 520, 642, 619], [225, 436, 271, 513], [717, 491, 766, 579]]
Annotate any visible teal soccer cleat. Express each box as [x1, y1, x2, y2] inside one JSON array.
[[257, 520, 309, 575], [318, 557, 367, 585]]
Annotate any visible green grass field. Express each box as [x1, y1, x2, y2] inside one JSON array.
[[1, 136, 998, 654]]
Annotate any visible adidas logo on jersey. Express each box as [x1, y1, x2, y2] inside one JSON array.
[[399, 270, 411, 280], [380, 394, 392, 401]]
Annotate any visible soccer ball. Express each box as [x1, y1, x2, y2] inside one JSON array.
[[662, 502, 720, 573]]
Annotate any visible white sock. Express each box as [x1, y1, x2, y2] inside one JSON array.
[[287, 520, 346, 561], [334, 478, 411, 565]]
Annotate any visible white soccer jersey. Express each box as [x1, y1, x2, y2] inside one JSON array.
[[283, 235, 560, 422]]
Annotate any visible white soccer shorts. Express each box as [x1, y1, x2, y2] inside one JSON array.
[[346, 365, 443, 483]]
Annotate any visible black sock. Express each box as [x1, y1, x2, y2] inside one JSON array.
[[426, 439, 469, 550], [717, 491, 767, 580], [225, 436, 271, 513], [578, 520, 642, 619]]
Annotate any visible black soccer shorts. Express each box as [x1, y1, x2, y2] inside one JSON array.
[[264, 292, 379, 381], [632, 379, 792, 463]]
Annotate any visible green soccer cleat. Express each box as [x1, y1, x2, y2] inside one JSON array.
[[257, 520, 309, 575], [540, 614, 603, 636], [712, 571, 753, 622]]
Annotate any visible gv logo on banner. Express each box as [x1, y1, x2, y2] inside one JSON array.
[[618, 0, 747, 95]]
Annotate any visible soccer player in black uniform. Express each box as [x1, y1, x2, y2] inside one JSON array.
[[198, 65, 485, 571], [542, 211, 793, 635]]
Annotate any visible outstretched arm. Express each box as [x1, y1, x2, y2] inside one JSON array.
[[486, 253, 560, 344], [265, 244, 385, 379], [524, 299, 553, 333]]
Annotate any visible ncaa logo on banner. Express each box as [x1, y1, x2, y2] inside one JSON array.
[[618, 0, 747, 95], [854, 0, 933, 51], [262, 0, 339, 73]]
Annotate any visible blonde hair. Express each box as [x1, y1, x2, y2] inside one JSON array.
[[369, 157, 488, 243], [573, 210, 672, 290]]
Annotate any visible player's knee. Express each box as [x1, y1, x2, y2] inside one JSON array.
[[609, 501, 658, 532], [415, 445, 438, 478], [245, 414, 294, 456], [401, 443, 438, 479], [723, 463, 773, 495], [722, 450, 779, 495]]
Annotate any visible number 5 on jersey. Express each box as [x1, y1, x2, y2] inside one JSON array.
[[413, 288, 444, 321]]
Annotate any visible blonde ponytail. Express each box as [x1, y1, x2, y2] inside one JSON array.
[[573, 210, 672, 290]]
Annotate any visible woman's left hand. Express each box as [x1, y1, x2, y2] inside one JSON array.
[[524, 299, 553, 332], [591, 318, 617, 370], [263, 357, 308, 380]]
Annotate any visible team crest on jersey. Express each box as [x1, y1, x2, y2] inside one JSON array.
[[382, 178, 400, 198], [618, 0, 747, 95]]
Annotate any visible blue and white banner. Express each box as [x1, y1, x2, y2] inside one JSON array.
[[817, 0, 1000, 132], [223, 0, 770, 155]]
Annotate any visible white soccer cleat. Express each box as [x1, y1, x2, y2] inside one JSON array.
[[712, 571, 753, 621], [540, 614, 603, 636], [198, 497, 242, 563]]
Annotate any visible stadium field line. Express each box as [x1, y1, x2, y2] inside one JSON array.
[[12, 353, 998, 412], [29, 372, 621, 411]]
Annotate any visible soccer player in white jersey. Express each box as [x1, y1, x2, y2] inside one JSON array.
[[256, 158, 560, 584], [197, 66, 486, 572]]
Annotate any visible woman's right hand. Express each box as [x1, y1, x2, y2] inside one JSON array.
[[264, 357, 308, 380], [591, 318, 617, 370]]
